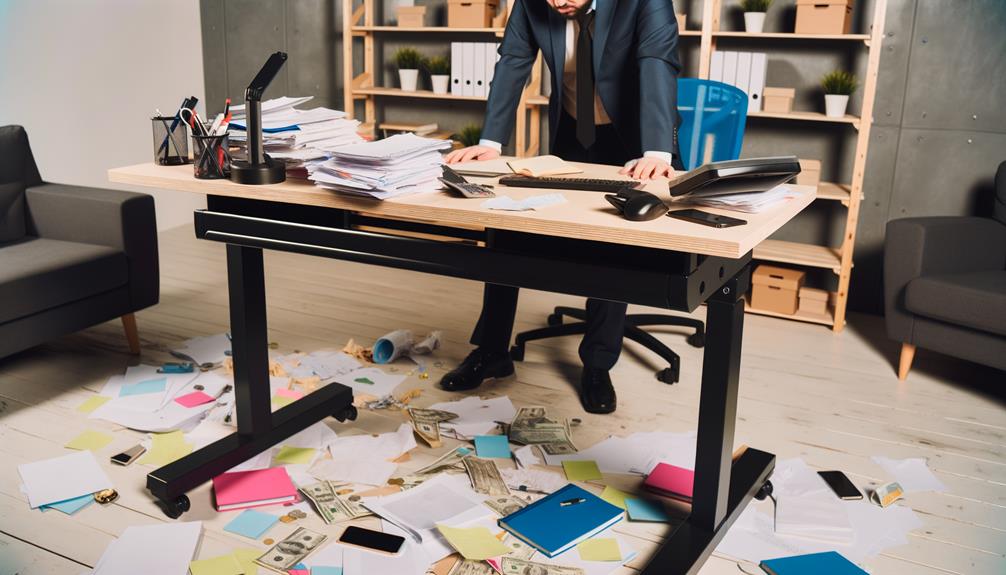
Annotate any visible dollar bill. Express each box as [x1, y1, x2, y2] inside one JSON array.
[[301, 481, 371, 524], [484, 495, 530, 517], [509, 407, 577, 454], [408, 408, 459, 448], [501, 533, 537, 560], [414, 446, 473, 476], [870, 481, 904, 508], [463, 456, 510, 496], [255, 527, 327, 573], [499, 557, 584, 575], [448, 559, 496, 575]]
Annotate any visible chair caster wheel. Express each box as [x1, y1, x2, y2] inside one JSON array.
[[547, 313, 563, 327], [687, 332, 705, 348], [334, 405, 358, 422], [509, 345, 525, 362], [160, 495, 190, 519], [755, 480, 774, 501], [657, 366, 679, 384]]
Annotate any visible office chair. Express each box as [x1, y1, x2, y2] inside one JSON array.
[[509, 80, 749, 383]]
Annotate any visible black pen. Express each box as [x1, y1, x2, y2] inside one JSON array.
[[560, 497, 586, 507]]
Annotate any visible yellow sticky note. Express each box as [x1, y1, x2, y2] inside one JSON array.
[[189, 553, 243, 575], [274, 445, 317, 465], [231, 548, 261, 575], [272, 395, 296, 408], [138, 430, 193, 466], [76, 396, 111, 413], [562, 460, 602, 481], [577, 537, 622, 561], [64, 430, 114, 452], [599, 485, 631, 510], [436, 524, 512, 560]]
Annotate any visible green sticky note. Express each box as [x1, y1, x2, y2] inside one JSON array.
[[189, 553, 244, 575], [231, 548, 261, 575], [436, 524, 511, 560], [354, 377, 375, 385], [577, 537, 622, 561], [76, 396, 111, 413], [272, 395, 297, 408], [64, 430, 114, 452], [138, 430, 193, 466], [562, 460, 602, 481], [274, 445, 317, 465], [599, 485, 631, 510]]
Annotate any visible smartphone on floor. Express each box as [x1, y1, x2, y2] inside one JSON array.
[[338, 525, 406, 556], [818, 470, 863, 500], [666, 209, 747, 228]]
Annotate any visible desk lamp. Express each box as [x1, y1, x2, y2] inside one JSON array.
[[231, 51, 288, 185]]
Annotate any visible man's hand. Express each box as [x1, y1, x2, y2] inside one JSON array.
[[445, 145, 501, 164], [620, 157, 676, 180]]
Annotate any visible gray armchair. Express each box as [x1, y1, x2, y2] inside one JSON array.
[[884, 161, 1006, 380], [0, 125, 159, 359]]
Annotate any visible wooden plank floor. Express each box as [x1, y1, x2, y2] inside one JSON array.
[[1, 226, 1003, 575]]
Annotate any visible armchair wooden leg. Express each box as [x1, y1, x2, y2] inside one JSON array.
[[121, 313, 141, 355], [898, 343, 916, 381]]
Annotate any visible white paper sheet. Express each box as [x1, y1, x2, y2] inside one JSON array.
[[333, 367, 407, 398], [341, 540, 430, 575], [18, 451, 114, 508], [310, 458, 399, 487], [362, 474, 488, 542], [428, 396, 517, 439], [382, 499, 496, 562], [171, 333, 231, 366], [500, 467, 568, 495], [328, 423, 416, 462], [774, 495, 854, 545], [299, 350, 362, 380], [532, 528, 638, 575], [301, 542, 345, 570], [90, 397, 213, 433], [514, 445, 542, 468], [871, 456, 947, 493], [92, 521, 202, 575], [540, 431, 696, 474], [285, 422, 340, 451], [482, 193, 567, 211]]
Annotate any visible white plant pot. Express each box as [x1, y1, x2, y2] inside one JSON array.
[[431, 74, 449, 94], [824, 94, 850, 118], [744, 12, 766, 33], [398, 68, 419, 91]]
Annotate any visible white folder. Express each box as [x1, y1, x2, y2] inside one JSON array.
[[462, 42, 476, 97], [473, 43, 487, 97], [485, 42, 499, 95], [735, 52, 752, 97], [748, 52, 767, 112], [451, 42, 463, 95], [722, 51, 738, 87], [710, 51, 724, 83]]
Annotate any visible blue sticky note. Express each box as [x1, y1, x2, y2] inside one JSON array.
[[312, 567, 343, 575], [474, 435, 511, 459], [41, 494, 94, 515], [223, 509, 279, 539], [457, 447, 472, 455], [119, 377, 167, 397], [625, 498, 671, 522]]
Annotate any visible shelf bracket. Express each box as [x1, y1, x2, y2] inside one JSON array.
[[352, 72, 372, 89], [351, 3, 365, 26]]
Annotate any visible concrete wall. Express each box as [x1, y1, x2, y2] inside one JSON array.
[[0, 0, 208, 231]]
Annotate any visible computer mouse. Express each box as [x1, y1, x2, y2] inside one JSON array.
[[604, 190, 670, 221]]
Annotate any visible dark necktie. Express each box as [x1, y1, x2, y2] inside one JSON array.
[[576, 10, 596, 149]]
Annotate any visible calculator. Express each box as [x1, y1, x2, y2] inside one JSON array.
[[440, 165, 496, 198]]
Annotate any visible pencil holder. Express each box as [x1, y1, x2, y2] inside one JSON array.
[[151, 116, 190, 165], [192, 133, 231, 179]]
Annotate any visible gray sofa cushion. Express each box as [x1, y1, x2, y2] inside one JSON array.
[[905, 270, 1006, 337], [0, 237, 128, 324], [0, 181, 26, 242]]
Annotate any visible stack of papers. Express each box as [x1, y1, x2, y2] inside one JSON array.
[[92, 522, 202, 575], [677, 184, 801, 213], [89, 366, 227, 433], [18, 451, 113, 509], [308, 133, 451, 199]]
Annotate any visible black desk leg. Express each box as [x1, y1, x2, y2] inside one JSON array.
[[227, 244, 272, 435]]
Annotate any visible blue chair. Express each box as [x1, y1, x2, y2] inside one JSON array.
[[676, 79, 749, 170]]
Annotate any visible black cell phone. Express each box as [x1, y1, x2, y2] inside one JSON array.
[[818, 470, 863, 500], [338, 525, 406, 555], [666, 209, 747, 228], [110, 444, 146, 466]]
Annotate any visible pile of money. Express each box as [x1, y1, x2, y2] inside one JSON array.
[[484, 495, 531, 517], [508, 407, 578, 455], [300, 481, 372, 524], [407, 407, 459, 448], [462, 456, 510, 496], [499, 557, 584, 575], [255, 527, 327, 573], [869, 481, 904, 508], [448, 559, 496, 575]]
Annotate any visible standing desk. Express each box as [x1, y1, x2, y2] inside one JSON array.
[[109, 161, 814, 574]]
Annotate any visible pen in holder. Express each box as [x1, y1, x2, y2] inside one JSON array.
[[192, 133, 231, 179], [151, 116, 190, 165]]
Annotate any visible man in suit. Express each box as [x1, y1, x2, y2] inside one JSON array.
[[442, 0, 682, 413]]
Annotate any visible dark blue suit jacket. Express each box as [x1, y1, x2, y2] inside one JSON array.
[[481, 0, 682, 160]]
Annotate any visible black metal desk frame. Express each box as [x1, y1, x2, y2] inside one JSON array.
[[146, 195, 775, 575]]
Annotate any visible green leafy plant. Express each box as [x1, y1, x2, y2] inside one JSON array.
[[456, 124, 482, 147], [394, 48, 423, 70], [740, 0, 772, 12], [423, 55, 451, 76], [821, 70, 858, 95]]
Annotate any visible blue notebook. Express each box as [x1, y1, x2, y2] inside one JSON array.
[[498, 484, 623, 558], [761, 552, 867, 575]]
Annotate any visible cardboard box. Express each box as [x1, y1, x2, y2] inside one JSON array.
[[448, 0, 498, 28], [795, 0, 854, 35], [763, 87, 795, 113], [752, 265, 805, 315], [799, 286, 830, 315], [796, 159, 822, 187], [396, 6, 427, 27]]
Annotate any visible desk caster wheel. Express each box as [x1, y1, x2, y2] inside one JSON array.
[[687, 332, 705, 348], [160, 495, 190, 519], [755, 480, 774, 501], [657, 363, 679, 384], [547, 313, 563, 327], [509, 345, 525, 362], [334, 405, 358, 422]]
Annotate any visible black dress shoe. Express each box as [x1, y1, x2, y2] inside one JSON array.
[[440, 348, 515, 391], [579, 367, 617, 414]]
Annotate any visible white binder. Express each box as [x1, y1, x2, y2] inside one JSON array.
[[451, 42, 463, 95], [473, 43, 487, 97], [722, 51, 738, 87], [485, 42, 499, 95], [735, 52, 752, 96], [748, 52, 767, 112], [710, 51, 724, 82], [462, 42, 476, 97]]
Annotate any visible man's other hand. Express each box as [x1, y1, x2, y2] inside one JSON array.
[[445, 145, 501, 164], [619, 157, 676, 180]]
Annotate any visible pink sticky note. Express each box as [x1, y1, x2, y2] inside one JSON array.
[[287, 569, 309, 575], [174, 391, 215, 408], [275, 388, 304, 400]]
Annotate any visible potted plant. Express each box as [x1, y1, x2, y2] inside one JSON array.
[[821, 70, 858, 118], [455, 124, 482, 149], [395, 48, 422, 92], [424, 56, 451, 95], [740, 0, 771, 33]]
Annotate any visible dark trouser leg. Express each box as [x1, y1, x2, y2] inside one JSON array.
[[579, 299, 628, 369], [470, 283, 520, 353]]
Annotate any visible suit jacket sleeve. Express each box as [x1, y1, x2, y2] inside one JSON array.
[[481, 0, 539, 146], [636, 0, 682, 156]]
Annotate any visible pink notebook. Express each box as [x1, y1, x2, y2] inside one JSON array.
[[212, 467, 300, 511], [643, 463, 694, 502]]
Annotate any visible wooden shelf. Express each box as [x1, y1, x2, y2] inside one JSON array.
[[744, 296, 836, 326], [816, 181, 852, 201], [679, 30, 703, 37], [353, 26, 505, 33], [526, 94, 548, 106], [353, 87, 487, 102], [748, 110, 860, 126], [713, 31, 870, 41], [753, 239, 842, 273]]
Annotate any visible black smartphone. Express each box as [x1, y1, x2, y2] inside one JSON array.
[[338, 525, 406, 555], [667, 209, 747, 228], [818, 470, 863, 500], [110, 444, 146, 466]]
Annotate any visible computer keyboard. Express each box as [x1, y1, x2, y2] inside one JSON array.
[[498, 175, 642, 193]]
